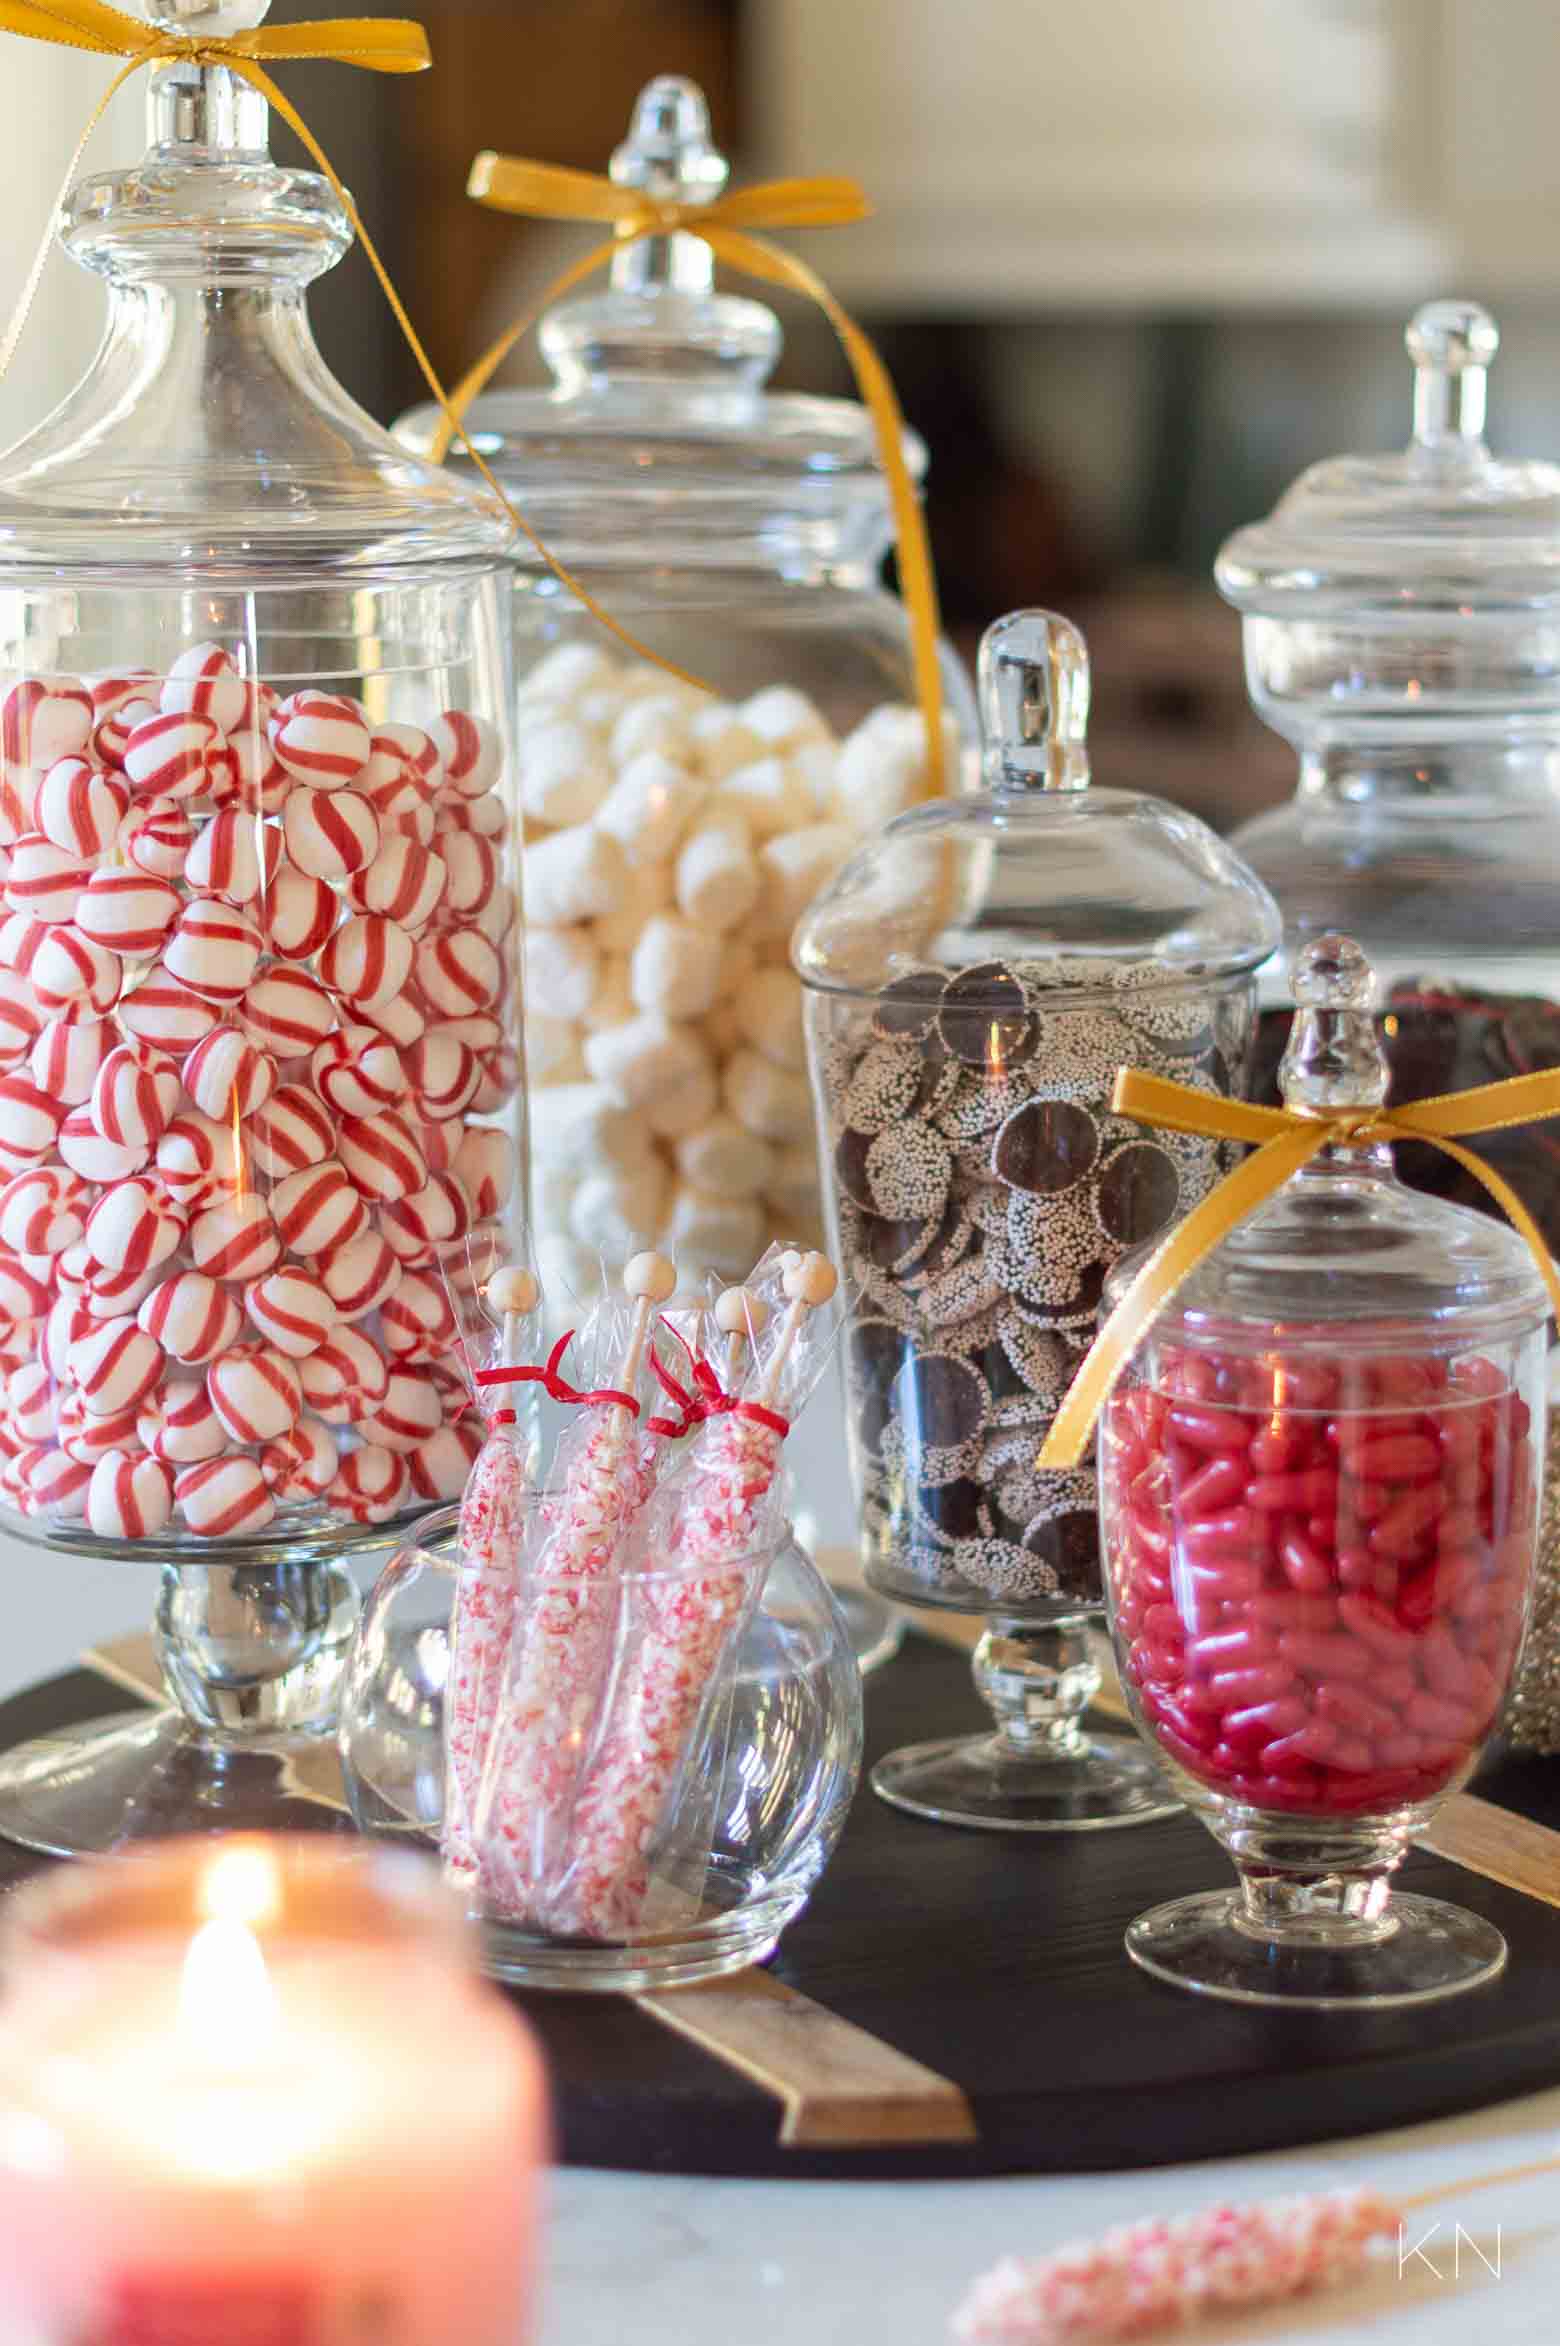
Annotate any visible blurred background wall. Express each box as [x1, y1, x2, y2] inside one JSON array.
[[7, 0, 1560, 833]]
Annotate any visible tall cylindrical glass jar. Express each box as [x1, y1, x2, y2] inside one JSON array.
[[0, 1, 525, 1853], [397, 75, 974, 1304]]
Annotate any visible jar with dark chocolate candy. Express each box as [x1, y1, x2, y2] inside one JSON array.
[[794, 607, 1281, 1829]]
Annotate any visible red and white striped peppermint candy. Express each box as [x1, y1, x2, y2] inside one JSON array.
[[318, 913, 413, 1010], [260, 1414, 338, 1498], [140, 1378, 227, 1466], [30, 1009, 114, 1105], [0, 777, 30, 852], [91, 1042, 181, 1151], [2, 678, 93, 770], [88, 1450, 174, 1541], [271, 691, 371, 789], [297, 1325, 388, 1422], [338, 1111, 425, 1205], [438, 829, 498, 919], [55, 1240, 92, 1293], [310, 1023, 404, 1119], [269, 1159, 366, 1257], [239, 964, 334, 1056], [282, 784, 378, 882], [195, 736, 242, 812], [431, 709, 501, 800], [0, 1074, 62, 1164], [176, 1454, 276, 1539], [229, 725, 292, 814], [357, 722, 441, 822], [35, 759, 127, 864], [349, 834, 446, 934], [58, 1106, 146, 1184], [452, 1127, 515, 1221], [402, 1032, 480, 1120], [89, 671, 155, 725], [123, 708, 224, 801], [77, 1256, 163, 1322], [76, 868, 182, 957], [137, 1269, 242, 1364], [380, 1270, 456, 1363], [160, 642, 248, 735], [90, 695, 158, 771], [69, 1315, 165, 1416], [356, 1367, 443, 1455], [246, 1083, 332, 1181], [30, 926, 121, 1015], [40, 1293, 92, 1377], [120, 797, 196, 879], [384, 798, 437, 847], [188, 1193, 281, 1283], [330, 1442, 409, 1524], [155, 1110, 240, 1208], [186, 805, 263, 905], [84, 1175, 183, 1277], [415, 926, 501, 1017], [433, 789, 505, 840], [6, 1360, 58, 1445], [410, 1119, 455, 1179], [0, 913, 46, 977], [208, 1342, 302, 1444], [183, 1025, 276, 1120], [162, 899, 261, 1003], [472, 885, 517, 948], [257, 865, 335, 961], [25, 1445, 94, 1518], [319, 1228, 400, 1321], [246, 1267, 336, 1358], [359, 985, 424, 1048], [118, 970, 219, 1056], [406, 1418, 483, 1502], [0, 969, 42, 1064], [4, 835, 90, 924], [437, 1011, 501, 1055], [381, 1169, 472, 1252], [0, 1166, 90, 1256], [0, 1251, 52, 1326], [231, 676, 279, 738]]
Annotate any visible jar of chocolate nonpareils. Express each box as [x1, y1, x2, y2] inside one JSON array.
[[0, 2, 525, 1573], [396, 76, 973, 1307], [795, 606, 1280, 1830]]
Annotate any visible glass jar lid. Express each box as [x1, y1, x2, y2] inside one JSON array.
[[1216, 301, 1560, 620], [0, 0, 510, 580], [393, 75, 919, 565], [793, 606, 1281, 1001], [1124, 936, 1549, 1353]]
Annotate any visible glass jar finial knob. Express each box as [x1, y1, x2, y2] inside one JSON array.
[[1408, 298, 1498, 452], [610, 75, 728, 205], [978, 607, 1091, 793], [142, 0, 270, 31], [1278, 933, 1390, 1115]]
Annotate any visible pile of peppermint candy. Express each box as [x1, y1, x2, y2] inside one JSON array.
[[0, 645, 520, 1543]]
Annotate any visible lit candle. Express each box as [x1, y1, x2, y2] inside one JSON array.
[[0, 1836, 547, 2346]]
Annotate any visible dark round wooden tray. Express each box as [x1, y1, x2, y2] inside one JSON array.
[[5, 1642, 1560, 2180]]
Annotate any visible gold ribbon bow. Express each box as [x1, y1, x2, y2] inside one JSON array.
[[0, 0, 694, 683], [1038, 1065, 1560, 1472], [443, 151, 949, 790]]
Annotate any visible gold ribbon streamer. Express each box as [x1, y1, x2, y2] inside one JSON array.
[[0, 0, 706, 691], [444, 150, 950, 791], [1037, 1065, 1560, 1472]]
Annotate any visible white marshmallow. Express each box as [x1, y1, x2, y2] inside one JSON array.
[[789, 739, 838, 815], [526, 1012, 586, 1084], [644, 1050, 718, 1141], [740, 684, 832, 755], [629, 914, 723, 1021], [524, 924, 599, 1022], [831, 703, 962, 830], [688, 704, 765, 782], [523, 823, 625, 926], [595, 752, 705, 867], [714, 756, 814, 842], [661, 1184, 765, 1277], [591, 860, 671, 952], [583, 1014, 709, 1118], [583, 954, 634, 1032], [753, 823, 853, 945], [518, 642, 616, 708], [568, 1162, 667, 1258], [675, 817, 759, 933], [610, 694, 694, 768], [516, 718, 612, 828], [529, 1081, 653, 1175], [733, 963, 808, 1071], [674, 1114, 774, 1198], [723, 1047, 814, 1145]]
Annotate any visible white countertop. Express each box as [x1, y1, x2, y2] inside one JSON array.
[[6, 1410, 1560, 2346]]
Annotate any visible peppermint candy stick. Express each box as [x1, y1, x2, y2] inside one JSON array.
[[442, 1261, 539, 1886], [475, 1249, 677, 1920], [555, 1255, 837, 1941]]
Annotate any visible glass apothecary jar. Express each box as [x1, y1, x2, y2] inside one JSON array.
[[795, 606, 1281, 1831], [1100, 936, 1549, 2006], [396, 74, 974, 1306], [340, 1503, 864, 1990], [0, 1, 525, 1853]]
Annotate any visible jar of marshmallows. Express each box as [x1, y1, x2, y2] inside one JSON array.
[[0, 2, 524, 1558], [396, 75, 973, 1304]]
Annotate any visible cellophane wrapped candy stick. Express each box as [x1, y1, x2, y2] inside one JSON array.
[[475, 1249, 678, 1918], [442, 1261, 540, 1885], [553, 1251, 840, 1940]]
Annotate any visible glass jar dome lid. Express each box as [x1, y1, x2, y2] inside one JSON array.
[[0, 0, 511, 580], [393, 76, 921, 540], [793, 606, 1281, 1000], [1126, 936, 1550, 1350], [1216, 300, 1560, 620]]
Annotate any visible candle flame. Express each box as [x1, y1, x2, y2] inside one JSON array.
[[199, 1840, 282, 1931], [179, 1917, 281, 2064]]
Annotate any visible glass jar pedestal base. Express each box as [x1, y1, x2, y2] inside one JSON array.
[[1127, 1888, 1507, 2010], [869, 1613, 1183, 1833]]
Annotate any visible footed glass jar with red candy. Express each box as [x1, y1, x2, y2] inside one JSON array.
[[0, 2, 524, 1565], [1099, 935, 1548, 2007]]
